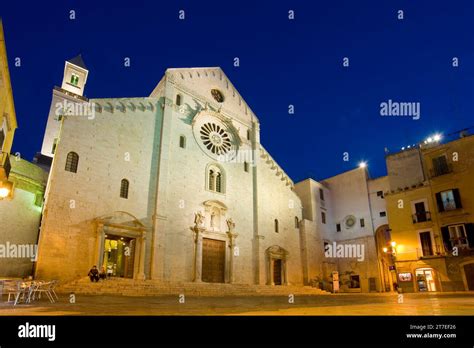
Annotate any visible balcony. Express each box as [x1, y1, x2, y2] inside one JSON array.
[[412, 211, 432, 224], [0, 152, 11, 181], [429, 163, 453, 178]]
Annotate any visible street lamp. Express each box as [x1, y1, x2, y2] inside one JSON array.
[[0, 187, 10, 198]]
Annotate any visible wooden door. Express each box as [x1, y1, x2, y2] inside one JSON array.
[[273, 259, 282, 285], [202, 238, 226, 283]]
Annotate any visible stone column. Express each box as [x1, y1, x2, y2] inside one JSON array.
[[191, 227, 203, 282], [283, 259, 289, 285], [270, 258, 275, 285], [226, 232, 238, 284], [96, 223, 105, 267], [137, 233, 146, 280]]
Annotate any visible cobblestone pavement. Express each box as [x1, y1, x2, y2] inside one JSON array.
[[1, 292, 473, 315]]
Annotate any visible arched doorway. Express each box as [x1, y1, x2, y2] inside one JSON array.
[[94, 211, 147, 280], [266, 246, 289, 286]]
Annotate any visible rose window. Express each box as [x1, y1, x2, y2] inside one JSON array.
[[200, 123, 232, 155]]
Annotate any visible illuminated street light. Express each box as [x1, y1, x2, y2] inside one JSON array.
[[0, 187, 10, 198], [383, 247, 388, 253], [391, 241, 396, 247], [433, 134, 442, 142], [359, 161, 367, 168]]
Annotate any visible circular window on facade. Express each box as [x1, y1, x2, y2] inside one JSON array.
[[200, 123, 232, 155], [211, 89, 224, 103], [345, 215, 356, 229]]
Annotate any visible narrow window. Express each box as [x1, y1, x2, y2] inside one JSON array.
[[377, 190, 384, 198], [216, 173, 222, 193], [295, 217, 299, 228], [65, 152, 79, 173], [247, 129, 251, 140], [120, 179, 129, 199], [179, 135, 186, 148], [244, 161, 249, 172], [336, 223, 341, 232], [319, 188, 324, 201], [176, 94, 182, 106], [360, 218, 365, 227], [52, 138, 58, 154], [208, 170, 215, 191], [321, 212, 326, 224], [0, 129, 5, 150], [379, 211, 387, 217], [274, 219, 279, 233], [70, 73, 79, 86]]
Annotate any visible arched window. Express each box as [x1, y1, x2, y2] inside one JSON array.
[[295, 217, 299, 228], [207, 165, 224, 193], [65, 152, 79, 173], [120, 179, 129, 199], [179, 135, 186, 148], [275, 219, 279, 233], [176, 94, 182, 106]]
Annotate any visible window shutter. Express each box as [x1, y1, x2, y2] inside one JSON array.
[[453, 189, 462, 209], [465, 223, 474, 248], [441, 226, 451, 252], [435, 192, 444, 212]]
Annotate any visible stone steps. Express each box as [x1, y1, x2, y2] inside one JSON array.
[[56, 278, 330, 297]]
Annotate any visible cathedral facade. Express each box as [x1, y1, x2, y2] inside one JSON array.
[[35, 59, 306, 285]]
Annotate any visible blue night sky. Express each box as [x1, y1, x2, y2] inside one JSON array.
[[2, 0, 473, 182]]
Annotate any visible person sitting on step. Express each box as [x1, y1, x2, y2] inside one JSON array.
[[99, 266, 107, 281], [88, 265, 100, 282]]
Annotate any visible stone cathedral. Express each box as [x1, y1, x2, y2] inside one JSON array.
[[35, 56, 306, 286], [34, 56, 382, 291]]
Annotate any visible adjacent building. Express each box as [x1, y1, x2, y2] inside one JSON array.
[[0, 19, 17, 199], [295, 168, 389, 292], [384, 133, 474, 292], [0, 20, 48, 278]]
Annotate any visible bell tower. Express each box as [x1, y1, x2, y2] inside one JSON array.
[[37, 55, 89, 166], [60, 55, 88, 96]]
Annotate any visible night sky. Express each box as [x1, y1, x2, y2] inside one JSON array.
[[2, 0, 473, 182]]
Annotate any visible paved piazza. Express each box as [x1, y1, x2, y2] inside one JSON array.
[[1, 292, 473, 316]]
